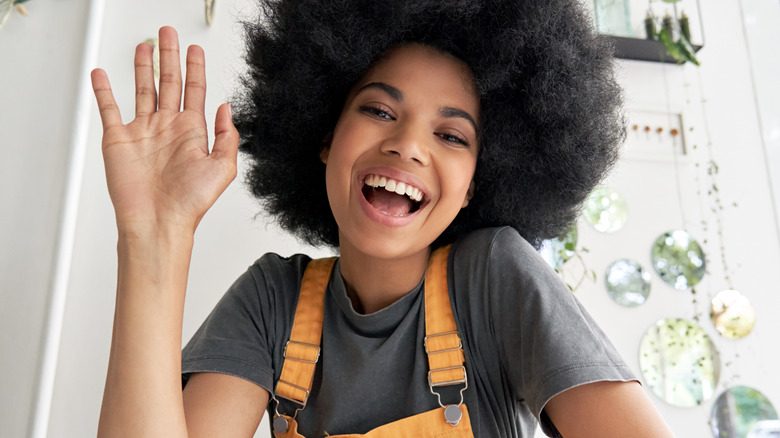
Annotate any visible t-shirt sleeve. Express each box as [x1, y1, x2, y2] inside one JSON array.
[[468, 227, 637, 434], [181, 253, 306, 394]]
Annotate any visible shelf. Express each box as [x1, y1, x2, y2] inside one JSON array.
[[608, 35, 702, 64]]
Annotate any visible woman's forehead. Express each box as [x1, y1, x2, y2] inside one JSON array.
[[351, 43, 479, 112]]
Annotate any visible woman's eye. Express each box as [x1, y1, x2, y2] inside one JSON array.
[[437, 132, 470, 147], [359, 105, 394, 120]]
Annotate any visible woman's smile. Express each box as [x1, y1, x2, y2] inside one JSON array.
[[357, 166, 431, 225]]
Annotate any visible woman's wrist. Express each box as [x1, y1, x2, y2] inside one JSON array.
[[115, 211, 200, 245]]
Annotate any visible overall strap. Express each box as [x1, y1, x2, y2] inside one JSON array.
[[274, 247, 470, 437], [424, 245, 468, 410], [274, 257, 337, 409]]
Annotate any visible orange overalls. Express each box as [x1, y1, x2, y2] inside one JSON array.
[[271, 245, 475, 438]]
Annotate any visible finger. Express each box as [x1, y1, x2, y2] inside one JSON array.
[[91, 68, 124, 130], [134, 42, 157, 117], [183, 45, 207, 113], [211, 103, 239, 169], [157, 26, 182, 111]]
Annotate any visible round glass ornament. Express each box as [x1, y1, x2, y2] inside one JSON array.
[[651, 230, 706, 290]]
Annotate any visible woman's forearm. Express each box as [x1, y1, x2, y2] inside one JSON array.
[[97, 227, 194, 437]]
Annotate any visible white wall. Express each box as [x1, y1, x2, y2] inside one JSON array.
[[742, 0, 780, 241], [0, 1, 90, 436], [2, 0, 778, 437]]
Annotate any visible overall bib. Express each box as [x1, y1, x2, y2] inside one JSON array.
[[271, 246, 475, 438]]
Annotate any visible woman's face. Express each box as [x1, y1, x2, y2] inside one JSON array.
[[321, 43, 479, 261]]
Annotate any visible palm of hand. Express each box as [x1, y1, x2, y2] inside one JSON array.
[[92, 26, 238, 233]]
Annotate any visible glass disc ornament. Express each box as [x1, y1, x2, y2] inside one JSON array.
[[540, 225, 578, 270], [605, 259, 651, 307], [639, 318, 720, 407], [651, 230, 706, 290], [711, 289, 756, 339], [583, 187, 628, 233], [710, 386, 779, 438]]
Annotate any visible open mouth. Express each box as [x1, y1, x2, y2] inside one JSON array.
[[361, 174, 425, 217]]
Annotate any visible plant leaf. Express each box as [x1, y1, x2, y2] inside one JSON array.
[[677, 33, 701, 66], [658, 29, 684, 63]]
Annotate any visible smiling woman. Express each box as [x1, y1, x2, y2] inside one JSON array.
[[89, 0, 674, 437], [236, 0, 624, 251], [318, 44, 480, 312], [324, 45, 478, 263]]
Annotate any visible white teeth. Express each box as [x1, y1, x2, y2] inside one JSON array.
[[364, 174, 424, 203]]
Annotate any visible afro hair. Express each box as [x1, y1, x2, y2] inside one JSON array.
[[233, 0, 624, 249]]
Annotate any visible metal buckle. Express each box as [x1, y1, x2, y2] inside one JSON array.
[[428, 365, 467, 388], [424, 331, 462, 354], [428, 366, 469, 409], [275, 379, 311, 407], [271, 393, 302, 429], [283, 340, 321, 364]]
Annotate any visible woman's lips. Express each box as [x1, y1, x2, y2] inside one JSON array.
[[356, 167, 431, 227]]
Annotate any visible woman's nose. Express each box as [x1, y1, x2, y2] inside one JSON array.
[[379, 124, 431, 165]]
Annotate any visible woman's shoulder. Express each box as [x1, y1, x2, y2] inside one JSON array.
[[452, 226, 546, 270], [238, 252, 314, 298], [450, 226, 570, 309], [251, 252, 313, 274]]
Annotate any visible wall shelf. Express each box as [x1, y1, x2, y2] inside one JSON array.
[[609, 35, 703, 64]]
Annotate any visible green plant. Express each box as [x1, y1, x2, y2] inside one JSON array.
[[648, 0, 700, 65]]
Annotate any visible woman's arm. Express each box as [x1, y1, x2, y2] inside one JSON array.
[[97, 227, 196, 437], [544, 381, 675, 437], [92, 26, 251, 436], [183, 373, 269, 437]]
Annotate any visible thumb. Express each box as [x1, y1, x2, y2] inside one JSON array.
[[211, 102, 239, 164]]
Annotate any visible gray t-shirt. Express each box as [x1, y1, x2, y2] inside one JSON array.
[[182, 227, 636, 437]]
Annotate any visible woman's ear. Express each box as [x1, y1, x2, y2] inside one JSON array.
[[320, 132, 333, 163], [462, 181, 475, 208]]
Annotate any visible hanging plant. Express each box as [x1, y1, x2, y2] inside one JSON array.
[[0, 0, 30, 30], [647, 0, 701, 66]]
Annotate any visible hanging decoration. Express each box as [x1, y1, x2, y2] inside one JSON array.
[[583, 187, 628, 233], [205, 0, 215, 26], [645, 0, 700, 65], [605, 259, 651, 307], [650, 230, 706, 290], [710, 289, 755, 340], [0, 0, 30, 30], [639, 318, 720, 407], [143, 38, 161, 81], [709, 386, 778, 438]]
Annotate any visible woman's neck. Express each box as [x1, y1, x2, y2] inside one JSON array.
[[338, 240, 431, 314]]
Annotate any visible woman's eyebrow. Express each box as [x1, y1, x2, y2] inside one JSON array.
[[355, 82, 403, 102], [440, 107, 478, 133]]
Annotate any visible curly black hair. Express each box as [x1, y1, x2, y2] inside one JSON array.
[[233, 0, 624, 249]]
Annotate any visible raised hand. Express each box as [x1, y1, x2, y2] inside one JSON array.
[[91, 26, 238, 235]]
